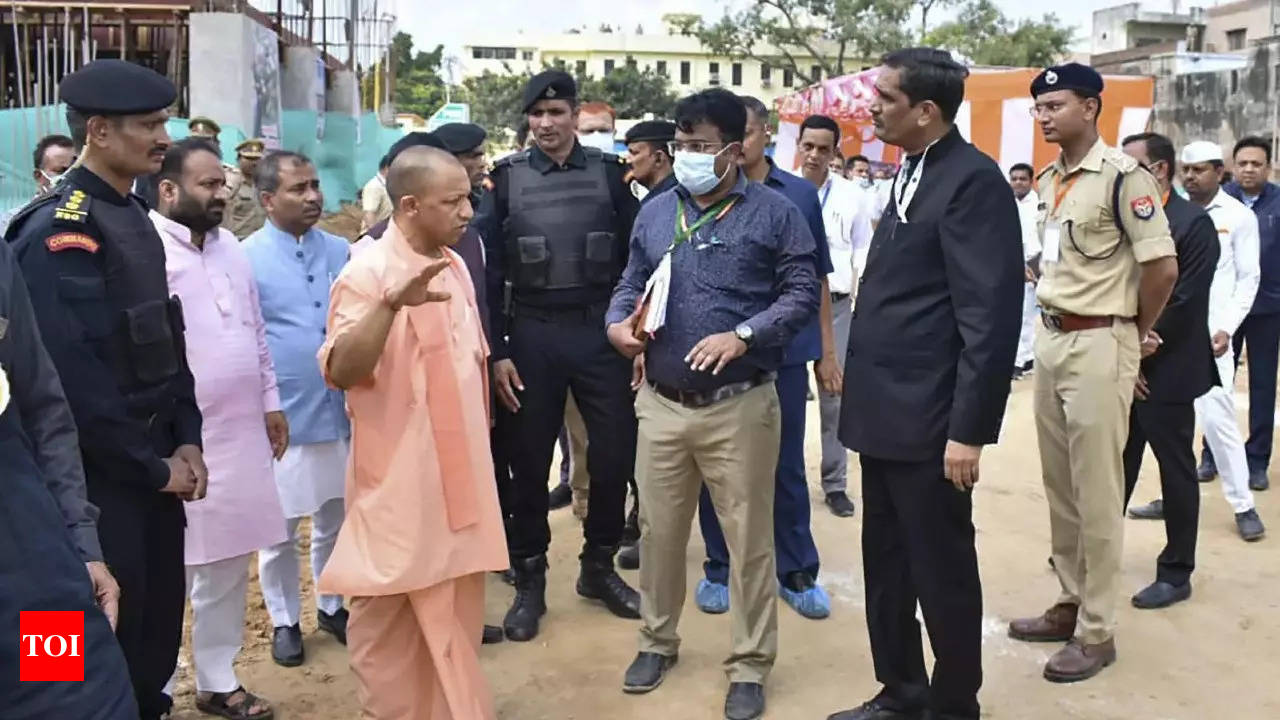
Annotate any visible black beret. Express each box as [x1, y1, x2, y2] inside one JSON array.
[[431, 123, 487, 154], [624, 120, 677, 145], [1030, 62, 1104, 99], [522, 70, 576, 113], [387, 131, 446, 164], [59, 59, 176, 115]]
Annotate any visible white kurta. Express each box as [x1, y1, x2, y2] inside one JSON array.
[[273, 438, 349, 519]]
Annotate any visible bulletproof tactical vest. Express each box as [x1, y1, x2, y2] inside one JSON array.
[[503, 148, 619, 292], [9, 181, 189, 418]]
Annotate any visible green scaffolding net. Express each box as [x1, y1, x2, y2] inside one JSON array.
[[0, 106, 405, 214]]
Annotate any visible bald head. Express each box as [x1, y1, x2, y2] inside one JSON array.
[[389, 145, 475, 249], [387, 146, 465, 206]]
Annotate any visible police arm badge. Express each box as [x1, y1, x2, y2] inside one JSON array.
[[1130, 196, 1155, 220], [46, 232, 100, 254]]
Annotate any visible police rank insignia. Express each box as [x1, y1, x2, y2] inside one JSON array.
[[1130, 196, 1155, 220], [46, 232, 100, 253], [53, 189, 90, 224]]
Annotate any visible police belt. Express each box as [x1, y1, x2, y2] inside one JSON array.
[[1041, 313, 1118, 332], [511, 300, 611, 324], [649, 372, 776, 409], [831, 292, 850, 302]]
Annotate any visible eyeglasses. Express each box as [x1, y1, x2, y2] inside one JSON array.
[[668, 140, 728, 155]]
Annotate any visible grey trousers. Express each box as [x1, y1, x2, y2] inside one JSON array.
[[818, 294, 853, 494]]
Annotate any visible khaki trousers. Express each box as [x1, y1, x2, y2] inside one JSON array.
[[1033, 320, 1140, 644], [564, 392, 591, 519], [348, 573, 494, 720], [634, 382, 781, 683]]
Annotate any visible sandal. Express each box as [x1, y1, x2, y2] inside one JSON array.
[[195, 686, 274, 720]]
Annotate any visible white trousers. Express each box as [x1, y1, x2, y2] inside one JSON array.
[[163, 553, 252, 696], [1195, 354, 1256, 514], [1016, 282, 1038, 368], [258, 496, 345, 627]]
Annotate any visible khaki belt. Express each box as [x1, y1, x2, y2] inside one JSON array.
[[649, 373, 775, 409], [1042, 313, 1116, 332]]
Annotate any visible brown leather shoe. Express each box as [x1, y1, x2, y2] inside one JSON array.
[[1008, 602, 1077, 642], [1043, 637, 1116, 683]]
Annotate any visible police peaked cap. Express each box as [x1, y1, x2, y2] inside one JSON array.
[[1030, 62, 1104, 99]]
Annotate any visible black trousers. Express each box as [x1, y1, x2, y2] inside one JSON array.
[[1123, 400, 1198, 586], [860, 455, 982, 720], [502, 311, 636, 559], [88, 483, 185, 720]]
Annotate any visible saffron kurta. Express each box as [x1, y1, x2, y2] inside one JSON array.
[[317, 220, 507, 596], [318, 220, 507, 720], [153, 212, 287, 565]]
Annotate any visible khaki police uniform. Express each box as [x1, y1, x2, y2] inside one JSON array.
[[222, 139, 267, 240], [1033, 138, 1176, 644]]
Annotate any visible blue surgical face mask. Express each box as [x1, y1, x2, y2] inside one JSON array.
[[673, 147, 730, 196]]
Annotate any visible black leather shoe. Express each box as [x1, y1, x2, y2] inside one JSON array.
[[548, 482, 573, 510], [317, 608, 348, 645], [504, 555, 548, 641], [622, 652, 677, 693], [578, 545, 641, 619], [1197, 452, 1217, 482], [1131, 580, 1191, 609], [725, 682, 765, 720], [825, 491, 856, 517], [271, 624, 304, 667], [1236, 509, 1266, 541], [1127, 499, 1164, 520], [617, 543, 640, 570], [481, 624, 504, 645], [827, 697, 924, 720], [1249, 468, 1270, 491]]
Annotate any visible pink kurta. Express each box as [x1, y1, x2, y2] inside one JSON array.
[[317, 221, 508, 598], [153, 211, 288, 565]]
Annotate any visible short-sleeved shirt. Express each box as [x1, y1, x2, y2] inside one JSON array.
[[1034, 138, 1176, 317]]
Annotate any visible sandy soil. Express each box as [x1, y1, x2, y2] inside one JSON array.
[[168, 378, 1280, 720]]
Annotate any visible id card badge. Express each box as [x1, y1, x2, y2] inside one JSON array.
[[1041, 221, 1062, 264]]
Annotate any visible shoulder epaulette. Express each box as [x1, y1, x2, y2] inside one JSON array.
[[1101, 146, 1139, 174], [52, 188, 92, 226], [492, 150, 531, 171], [1035, 162, 1057, 180]]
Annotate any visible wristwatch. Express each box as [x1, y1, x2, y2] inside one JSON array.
[[734, 323, 754, 347]]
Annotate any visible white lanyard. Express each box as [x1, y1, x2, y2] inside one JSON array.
[[891, 139, 941, 223]]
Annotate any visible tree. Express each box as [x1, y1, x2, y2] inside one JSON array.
[[661, 13, 702, 36], [915, 0, 958, 36], [459, 70, 531, 142], [577, 66, 679, 119], [387, 32, 447, 118], [695, 0, 915, 88], [925, 0, 1074, 67]]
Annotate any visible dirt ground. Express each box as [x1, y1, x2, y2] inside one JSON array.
[[168, 377, 1280, 720]]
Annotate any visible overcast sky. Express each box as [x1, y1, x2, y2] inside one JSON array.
[[400, 0, 1145, 66]]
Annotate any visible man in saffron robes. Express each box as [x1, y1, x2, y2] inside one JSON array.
[[319, 146, 508, 719]]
